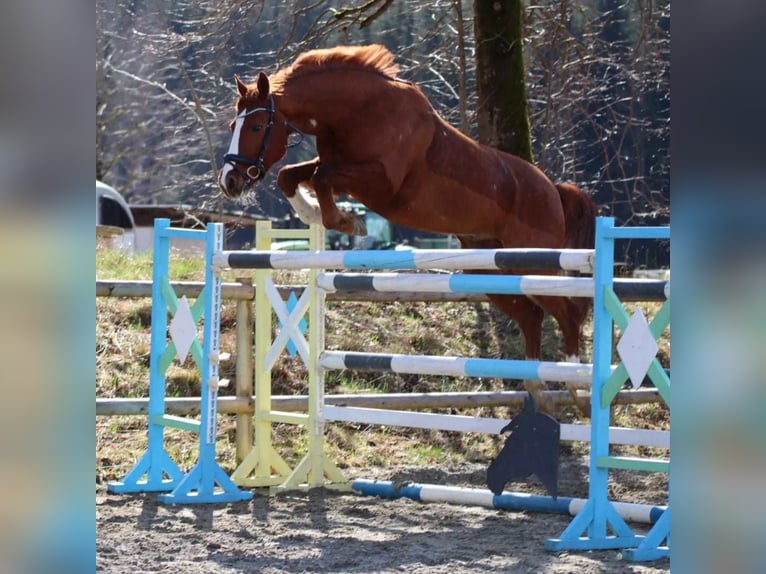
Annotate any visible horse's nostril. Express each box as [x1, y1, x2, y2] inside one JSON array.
[[226, 174, 238, 194]]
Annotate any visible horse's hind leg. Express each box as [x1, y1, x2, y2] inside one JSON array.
[[458, 235, 556, 412], [530, 295, 589, 362], [483, 294, 544, 359], [530, 295, 592, 413], [485, 294, 556, 414]]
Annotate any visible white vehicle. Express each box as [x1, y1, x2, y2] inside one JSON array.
[[96, 180, 136, 252]]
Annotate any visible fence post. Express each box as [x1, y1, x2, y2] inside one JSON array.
[[235, 280, 254, 464]]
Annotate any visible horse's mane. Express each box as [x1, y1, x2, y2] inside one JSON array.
[[270, 45, 400, 91]]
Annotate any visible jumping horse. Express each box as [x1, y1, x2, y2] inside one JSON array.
[[218, 44, 598, 383]]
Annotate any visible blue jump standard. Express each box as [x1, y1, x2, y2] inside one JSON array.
[[107, 219, 252, 504]]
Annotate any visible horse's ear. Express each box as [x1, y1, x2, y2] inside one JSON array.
[[257, 72, 270, 97], [234, 74, 248, 97]]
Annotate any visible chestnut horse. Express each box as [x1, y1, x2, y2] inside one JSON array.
[[219, 44, 597, 372]]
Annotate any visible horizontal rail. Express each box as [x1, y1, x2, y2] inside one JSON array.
[[597, 455, 670, 473], [157, 227, 208, 241], [321, 351, 597, 384], [96, 279, 667, 303], [97, 280, 255, 300], [150, 414, 200, 433], [261, 411, 310, 425], [606, 226, 670, 240], [323, 406, 669, 448], [321, 352, 668, 385], [319, 273, 594, 297], [95, 388, 662, 416], [352, 480, 667, 525], [214, 248, 595, 273], [96, 280, 486, 303], [319, 273, 668, 301], [327, 290, 487, 303]]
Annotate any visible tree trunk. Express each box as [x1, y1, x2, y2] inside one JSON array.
[[454, 0, 469, 135], [473, 0, 533, 162]]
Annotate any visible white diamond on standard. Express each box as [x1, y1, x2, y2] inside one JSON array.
[[169, 295, 197, 364], [616, 307, 659, 389]]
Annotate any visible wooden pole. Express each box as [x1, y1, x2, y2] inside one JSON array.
[[234, 285, 254, 463], [96, 388, 662, 416]]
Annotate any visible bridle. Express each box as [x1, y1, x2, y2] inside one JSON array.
[[222, 95, 303, 185]]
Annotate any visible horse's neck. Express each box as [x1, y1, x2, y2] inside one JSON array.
[[274, 71, 387, 129]]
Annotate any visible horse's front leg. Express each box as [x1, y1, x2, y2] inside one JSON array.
[[308, 162, 393, 236], [276, 158, 322, 226]]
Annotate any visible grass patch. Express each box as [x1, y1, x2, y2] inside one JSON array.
[[98, 247, 206, 281]]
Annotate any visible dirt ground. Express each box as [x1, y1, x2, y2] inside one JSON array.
[[96, 459, 669, 573]]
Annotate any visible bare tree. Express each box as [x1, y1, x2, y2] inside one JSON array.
[[97, 0, 256, 207], [97, 0, 669, 261], [96, 0, 474, 214], [525, 0, 670, 228]]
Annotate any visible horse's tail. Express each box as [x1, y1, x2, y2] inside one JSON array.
[[555, 182, 598, 251], [555, 182, 599, 324]]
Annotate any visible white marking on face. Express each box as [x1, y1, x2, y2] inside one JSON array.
[[565, 354, 581, 364], [220, 110, 247, 184], [309, 118, 317, 128]]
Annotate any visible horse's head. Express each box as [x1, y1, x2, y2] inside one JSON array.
[[218, 72, 294, 198], [498, 393, 537, 435]]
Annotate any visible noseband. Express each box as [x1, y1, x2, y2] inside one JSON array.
[[223, 95, 303, 185]]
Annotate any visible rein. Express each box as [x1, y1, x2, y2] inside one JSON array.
[[223, 95, 304, 184]]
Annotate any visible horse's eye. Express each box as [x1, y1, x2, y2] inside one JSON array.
[[251, 125, 262, 132]]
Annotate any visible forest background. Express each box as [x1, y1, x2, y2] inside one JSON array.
[[96, 0, 670, 266]]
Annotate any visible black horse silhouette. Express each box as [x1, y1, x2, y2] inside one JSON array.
[[486, 393, 560, 499]]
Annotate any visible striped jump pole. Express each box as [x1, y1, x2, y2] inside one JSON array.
[[352, 480, 667, 526], [320, 350, 668, 387], [318, 353, 669, 448], [214, 247, 594, 272], [318, 272, 669, 302], [321, 350, 594, 383]]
